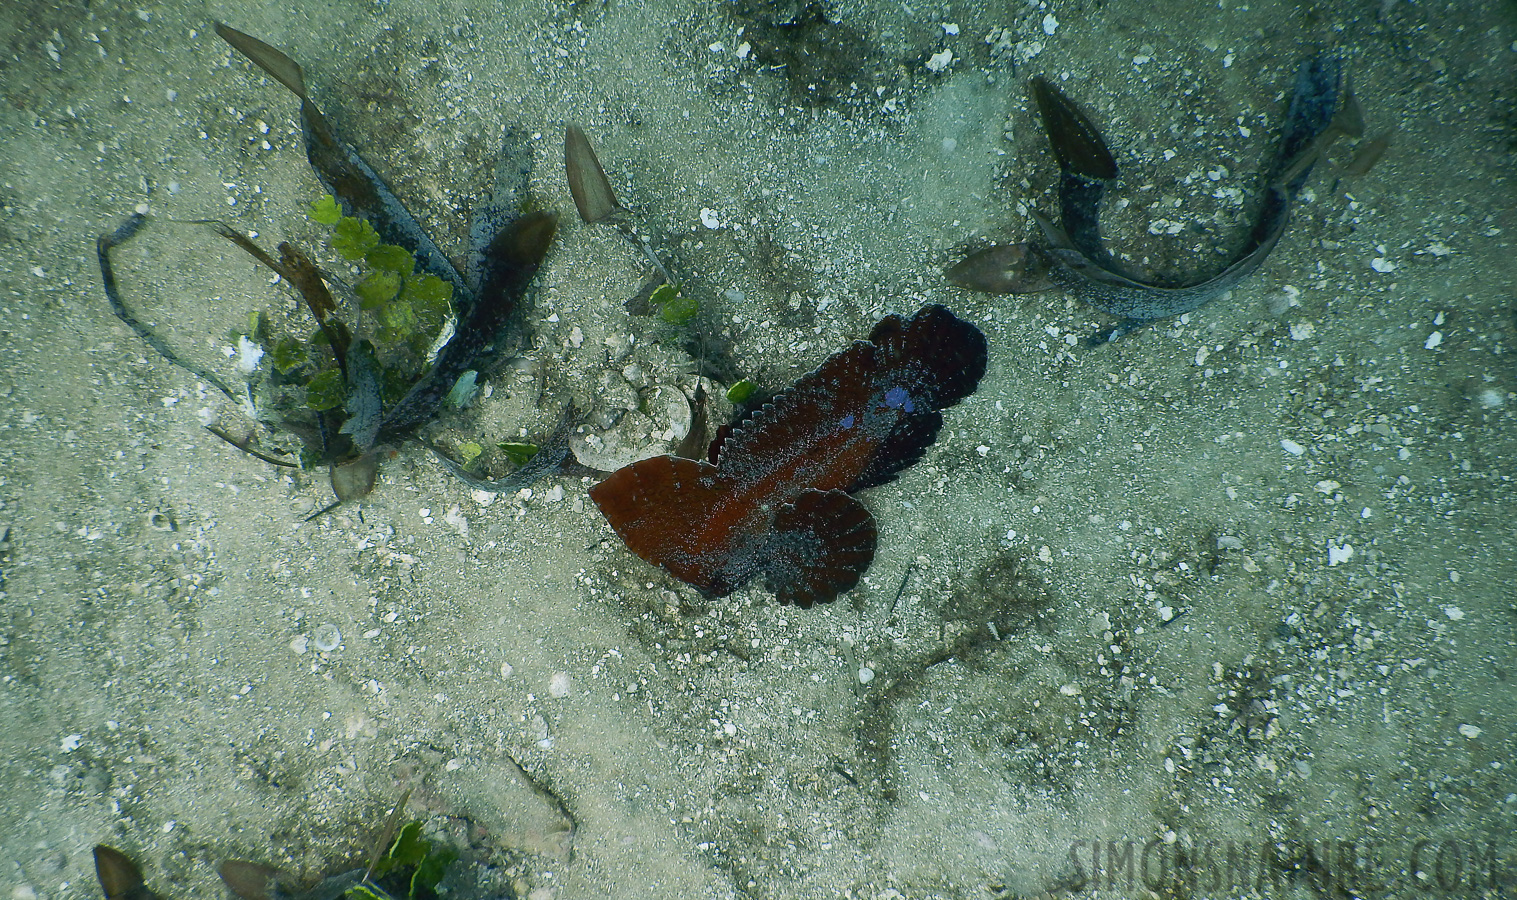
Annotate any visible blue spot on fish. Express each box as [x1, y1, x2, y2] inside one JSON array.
[[883, 385, 914, 412], [839, 414, 855, 429]]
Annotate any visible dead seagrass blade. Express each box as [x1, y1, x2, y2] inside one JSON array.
[[565, 124, 623, 224], [93, 846, 164, 900]]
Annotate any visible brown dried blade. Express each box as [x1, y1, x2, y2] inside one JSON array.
[[362, 789, 414, 883], [1342, 129, 1392, 176], [205, 424, 300, 468], [565, 124, 624, 224], [945, 243, 1054, 294], [93, 846, 162, 900], [1031, 77, 1117, 180], [214, 23, 306, 97], [218, 860, 288, 900], [216, 22, 471, 313], [198, 220, 349, 377]]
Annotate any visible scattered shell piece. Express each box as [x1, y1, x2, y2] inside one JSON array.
[[312, 623, 341, 652]]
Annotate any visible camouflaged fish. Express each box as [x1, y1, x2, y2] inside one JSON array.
[[591, 305, 987, 607]]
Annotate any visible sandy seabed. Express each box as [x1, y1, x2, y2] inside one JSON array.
[[1, 0, 1514, 897]]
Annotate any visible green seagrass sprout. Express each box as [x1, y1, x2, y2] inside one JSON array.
[[344, 820, 456, 900], [650, 283, 698, 326], [310, 195, 453, 360]]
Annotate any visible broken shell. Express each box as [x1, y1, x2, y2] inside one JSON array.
[[571, 381, 692, 471]]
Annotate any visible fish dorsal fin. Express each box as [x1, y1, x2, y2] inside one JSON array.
[[588, 455, 729, 593], [713, 340, 878, 483], [763, 489, 877, 607]]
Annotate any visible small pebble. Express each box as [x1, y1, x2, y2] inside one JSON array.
[[548, 671, 572, 698], [312, 624, 341, 652], [1459, 724, 1482, 739]]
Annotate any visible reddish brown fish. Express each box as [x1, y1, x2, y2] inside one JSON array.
[[590, 304, 987, 607]]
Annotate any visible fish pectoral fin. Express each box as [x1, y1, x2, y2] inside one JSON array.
[[848, 410, 943, 492], [763, 489, 877, 608]]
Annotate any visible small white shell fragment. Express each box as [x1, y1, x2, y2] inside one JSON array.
[[443, 505, 469, 538], [1289, 322, 1315, 340], [1370, 256, 1396, 273], [700, 208, 721, 229], [1444, 605, 1465, 621], [925, 49, 953, 72], [1327, 542, 1354, 566], [313, 623, 342, 652], [500, 662, 514, 680], [858, 665, 875, 685], [549, 672, 572, 698], [1281, 438, 1306, 456], [1424, 331, 1443, 350], [290, 634, 309, 654], [237, 335, 264, 373], [1042, 13, 1059, 34], [61, 734, 83, 752], [1459, 724, 1482, 739]]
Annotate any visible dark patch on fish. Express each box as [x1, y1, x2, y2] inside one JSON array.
[[950, 53, 1346, 344], [590, 305, 987, 608], [565, 123, 624, 225]]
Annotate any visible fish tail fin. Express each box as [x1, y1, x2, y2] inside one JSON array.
[[764, 489, 877, 608], [589, 455, 732, 594]]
